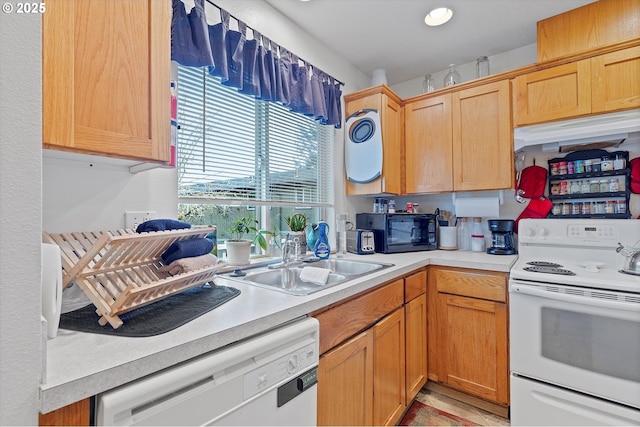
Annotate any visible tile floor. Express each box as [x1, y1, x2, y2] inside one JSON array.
[[414, 389, 511, 426]]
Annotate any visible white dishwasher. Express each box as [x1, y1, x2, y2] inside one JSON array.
[[96, 317, 319, 426]]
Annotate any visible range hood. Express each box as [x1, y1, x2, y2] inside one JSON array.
[[514, 109, 640, 153]]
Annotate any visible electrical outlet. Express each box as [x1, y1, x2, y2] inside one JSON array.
[[125, 211, 157, 229]]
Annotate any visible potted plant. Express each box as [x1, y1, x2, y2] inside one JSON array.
[[284, 213, 308, 256], [226, 217, 259, 266]]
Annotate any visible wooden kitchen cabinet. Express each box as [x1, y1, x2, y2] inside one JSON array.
[[513, 60, 592, 126], [591, 45, 640, 113], [39, 398, 90, 426], [372, 307, 406, 426], [405, 94, 453, 193], [405, 79, 512, 194], [317, 330, 374, 426], [404, 270, 427, 404], [43, 0, 171, 163], [344, 86, 404, 195], [514, 46, 640, 126], [427, 266, 509, 407], [452, 80, 513, 191], [314, 272, 428, 426]]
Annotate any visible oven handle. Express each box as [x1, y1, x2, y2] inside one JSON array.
[[510, 280, 640, 313]]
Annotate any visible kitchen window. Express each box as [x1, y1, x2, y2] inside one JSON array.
[[176, 65, 335, 255]]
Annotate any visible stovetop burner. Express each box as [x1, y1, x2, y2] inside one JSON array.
[[523, 266, 576, 275], [526, 261, 563, 268]]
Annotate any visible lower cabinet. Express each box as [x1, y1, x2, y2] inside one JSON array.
[[427, 266, 509, 407], [315, 270, 428, 426], [39, 398, 90, 426]]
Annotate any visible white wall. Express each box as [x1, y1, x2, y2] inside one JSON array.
[[0, 10, 43, 426]]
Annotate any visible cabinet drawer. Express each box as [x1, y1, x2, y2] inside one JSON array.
[[404, 269, 427, 302], [434, 267, 507, 302], [314, 279, 404, 354]]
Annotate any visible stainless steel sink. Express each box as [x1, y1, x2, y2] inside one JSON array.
[[222, 258, 393, 295]]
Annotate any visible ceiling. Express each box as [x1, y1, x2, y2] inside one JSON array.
[[264, 0, 597, 85]]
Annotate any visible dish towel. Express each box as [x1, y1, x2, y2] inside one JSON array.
[[161, 238, 214, 265], [158, 254, 222, 276], [299, 266, 332, 285], [136, 219, 191, 233]]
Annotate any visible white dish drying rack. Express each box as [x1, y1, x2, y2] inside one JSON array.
[[42, 226, 219, 329]]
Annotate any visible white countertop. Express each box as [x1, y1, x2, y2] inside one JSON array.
[[40, 250, 516, 413]]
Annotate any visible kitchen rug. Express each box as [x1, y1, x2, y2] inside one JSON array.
[[399, 400, 477, 426], [59, 284, 240, 337]]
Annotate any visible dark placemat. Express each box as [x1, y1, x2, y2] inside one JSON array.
[[59, 284, 240, 337]]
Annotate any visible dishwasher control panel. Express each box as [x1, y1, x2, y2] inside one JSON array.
[[243, 341, 317, 399]]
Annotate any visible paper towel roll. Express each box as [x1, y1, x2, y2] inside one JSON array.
[[454, 196, 500, 218]]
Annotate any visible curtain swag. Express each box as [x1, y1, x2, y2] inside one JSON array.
[[171, 0, 343, 128]]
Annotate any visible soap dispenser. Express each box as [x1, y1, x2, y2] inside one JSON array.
[[313, 221, 331, 259]]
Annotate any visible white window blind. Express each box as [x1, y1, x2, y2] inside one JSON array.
[[177, 65, 334, 207]]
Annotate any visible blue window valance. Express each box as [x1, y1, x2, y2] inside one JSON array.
[[171, 0, 343, 128]]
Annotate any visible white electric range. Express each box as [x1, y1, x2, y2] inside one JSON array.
[[509, 218, 640, 426]]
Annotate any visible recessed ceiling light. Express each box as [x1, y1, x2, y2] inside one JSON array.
[[424, 7, 453, 26]]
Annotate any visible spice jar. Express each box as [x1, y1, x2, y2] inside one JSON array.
[[552, 204, 562, 215], [567, 161, 575, 175], [581, 180, 590, 194], [550, 163, 559, 175], [600, 155, 614, 171], [571, 180, 581, 194], [599, 179, 609, 192], [616, 200, 627, 214], [551, 182, 560, 195], [592, 159, 601, 172], [571, 202, 581, 215], [581, 202, 591, 215], [609, 178, 619, 192], [584, 159, 593, 172], [605, 200, 616, 214], [574, 160, 585, 174], [559, 181, 569, 195], [614, 154, 626, 170], [561, 203, 571, 215], [558, 161, 568, 175]]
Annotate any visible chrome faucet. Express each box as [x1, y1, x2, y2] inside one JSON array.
[[269, 234, 298, 269]]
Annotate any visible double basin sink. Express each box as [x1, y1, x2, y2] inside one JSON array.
[[222, 258, 393, 295]]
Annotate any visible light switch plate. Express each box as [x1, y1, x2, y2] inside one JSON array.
[[125, 211, 157, 229]]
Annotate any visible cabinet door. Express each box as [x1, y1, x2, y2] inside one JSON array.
[[345, 93, 403, 195], [592, 45, 640, 113], [43, 0, 171, 163], [452, 80, 513, 191], [437, 293, 509, 405], [39, 399, 90, 426], [373, 308, 406, 426], [318, 330, 374, 426], [405, 293, 427, 404], [513, 60, 591, 126], [404, 94, 453, 193]]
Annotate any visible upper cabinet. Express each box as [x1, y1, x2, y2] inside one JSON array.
[[513, 46, 640, 127], [344, 86, 404, 196], [43, 0, 171, 163], [405, 94, 453, 193], [537, 0, 640, 62], [405, 79, 513, 194], [452, 80, 513, 191]]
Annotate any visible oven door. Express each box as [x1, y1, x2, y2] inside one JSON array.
[[509, 278, 640, 409]]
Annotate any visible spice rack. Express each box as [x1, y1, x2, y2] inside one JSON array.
[[547, 149, 631, 219], [42, 226, 219, 329]]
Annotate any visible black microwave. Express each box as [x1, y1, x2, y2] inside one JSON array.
[[355, 213, 437, 254]]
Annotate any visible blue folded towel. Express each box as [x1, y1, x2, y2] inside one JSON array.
[[136, 219, 191, 233], [161, 238, 214, 265]]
